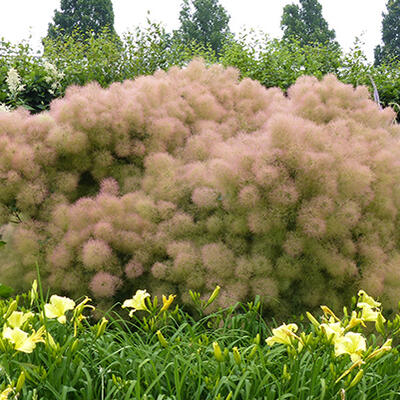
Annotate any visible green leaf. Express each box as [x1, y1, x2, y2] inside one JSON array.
[[0, 240, 5, 247], [0, 283, 13, 298]]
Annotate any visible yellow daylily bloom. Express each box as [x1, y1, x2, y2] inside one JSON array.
[[359, 305, 385, 323], [160, 294, 176, 313], [320, 321, 344, 342], [122, 289, 150, 317], [30, 325, 46, 343], [346, 311, 366, 329], [73, 296, 94, 318], [44, 295, 75, 324], [0, 386, 14, 400], [266, 323, 299, 346], [320, 306, 340, 322], [334, 332, 366, 362], [7, 311, 34, 329], [357, 290, 381, 309], [2, 326, 45, 353]]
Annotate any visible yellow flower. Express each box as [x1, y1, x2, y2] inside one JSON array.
[[44, 295, 75, 324], [357, 290, 381, 309], [346, 311, 366, 329], [2, 326, 45, 353], [266, 323, 299, 346], [334, 332, 366, 362], [160, 294, 176, 313], [122, 289, 150, 317], [7, 311, 34, 329], [0, 386, 14, 400], [320, 306, 340, 322], [360, 306, 384, 323], [320, 321, 344, 342]]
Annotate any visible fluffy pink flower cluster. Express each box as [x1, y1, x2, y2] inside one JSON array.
[[1, 59, 400, 316]]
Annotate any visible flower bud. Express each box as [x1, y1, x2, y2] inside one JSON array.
[[232, 347, 241, 366], [348, 369, 364, 389], [16, 371, 25, 392], [375, 312, 385, 336], [0, 336, 7, 352], [253, 333, 260, 345], [306, 312, 320, 328], [95, 317, 108, 339], [213, 341, 224, 362], [29, 280, 38, 306], [205, 286, 220, 308], [4, 300, 17, 319], [156, 330, 168, 348], [70, 339, 79, 354], [46, 332, 58, 352], [248, 344, 258, 360], [225, 392, 233, 400]]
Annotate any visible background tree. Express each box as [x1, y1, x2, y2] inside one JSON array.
[[374, 0, 400, 65], [280, 0, 338, 47], [47, 0, 116, 40], [176, 0, 231, 55]]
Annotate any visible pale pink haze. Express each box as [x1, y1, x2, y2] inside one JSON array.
[[0, 59, 399, 319]]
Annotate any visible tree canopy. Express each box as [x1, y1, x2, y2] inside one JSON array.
[[280, 0, 338, 47], [375, 0, 400, 65], [47, 0, 116, 40], [176, 0, 231, 55]]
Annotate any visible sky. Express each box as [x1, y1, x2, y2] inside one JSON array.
[[0, 1, 387, 62]]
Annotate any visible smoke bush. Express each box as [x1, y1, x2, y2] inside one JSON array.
[[1, 59, 400, 317]]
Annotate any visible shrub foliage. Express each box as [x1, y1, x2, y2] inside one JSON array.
[[1, 60, 400, 317]]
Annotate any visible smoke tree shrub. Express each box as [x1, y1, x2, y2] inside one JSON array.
[[1, 60, 400, 317]]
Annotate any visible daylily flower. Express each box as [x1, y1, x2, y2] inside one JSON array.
[[44, 295, 75, 324], [320, 321, 344, 342], [359, 305, 384, 323], [72, 296, 95, 335], [334, 332, 366, 362], [346, 311, 366, 329], [357, 290, 381, 309], [320, 306, 340, 322], [266, 323, 299, 346], [2, 326, 45, 353], [7, 311, 34, 329], [122, 289, 150, 317], [160, 294, 176, 313], [0, 386, 14, 400]]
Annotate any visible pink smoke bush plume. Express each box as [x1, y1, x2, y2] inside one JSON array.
[[1, 59, 400, 317]]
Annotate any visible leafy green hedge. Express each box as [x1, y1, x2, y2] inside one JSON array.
[[2, 23, 400, 117]]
